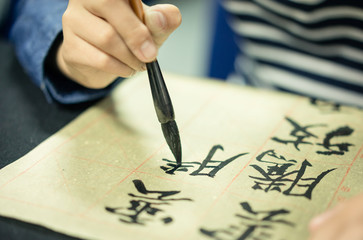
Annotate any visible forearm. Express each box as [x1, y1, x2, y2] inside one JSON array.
[[9, 0, 118, 104]]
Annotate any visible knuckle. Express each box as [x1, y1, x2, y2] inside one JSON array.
[[91, 0, 117, 13], [121, 68, 135, 78], [62, 10, 72, 25], [98, 0, 116, 6], [99, 26, 116, 48], [121, 51, 144, 71], [96, 54, 113, 70], [125, 25, 150, 51], [60, 44, 75, 64], [61, 40, 79, 65]]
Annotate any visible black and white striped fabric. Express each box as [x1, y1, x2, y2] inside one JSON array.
[[223, 0, 363, 107]]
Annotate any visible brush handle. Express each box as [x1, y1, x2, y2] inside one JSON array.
[[130, 0, 175, 124], [146, 60, 175, 124], [130, 0, 181, 164], [130, 0, 144, 22]]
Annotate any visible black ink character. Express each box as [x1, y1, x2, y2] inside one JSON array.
[[105, 179, 192, 225], [272, 117, 326, 151], [253, 149, 297, 176], [249, 150, 336, 199], [310, 98, 341, 112], [161, 145, 248, 177], [200, 201, 294, 240], [316, 126, 354, 155]]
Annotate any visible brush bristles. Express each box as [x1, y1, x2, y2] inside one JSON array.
[[161, 120, 182, 166]]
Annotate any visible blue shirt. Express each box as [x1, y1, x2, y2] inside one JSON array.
[[4, 0, 119, 104]]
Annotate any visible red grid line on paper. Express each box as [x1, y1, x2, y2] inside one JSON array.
[[0, 108, 112, 190], [97, 118, 131, 161], [226, 191, 306, 212], [55, 152, 135, 171], [79, 91, 221, 216], [216, 98, 304, 202], [180, 92, 221, 131], [0, 88, 221, 224], [0, 194, 147, 237], [133, 169, 234, 191], [0, 81, 361, 240], [327, 143, 363, 209], [177, 97, 305, 240], [0, 195, 80, 216], [79, 142, 166, 216], [54, 155, 76, 206]]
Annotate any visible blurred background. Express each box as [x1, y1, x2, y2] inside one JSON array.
[[150, 0, 237, 80], [153, 0, 213, 77]]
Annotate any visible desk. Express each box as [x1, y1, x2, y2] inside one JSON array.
[[0, 40, 90, 239]]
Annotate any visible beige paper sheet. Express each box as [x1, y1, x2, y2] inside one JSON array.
[[0, 73, 362, 240]]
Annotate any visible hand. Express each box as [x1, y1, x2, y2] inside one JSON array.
[[309, 193, 363, 240], [57, 0, 181, 88]]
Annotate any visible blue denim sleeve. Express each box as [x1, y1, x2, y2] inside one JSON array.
[[9, 0, 120, 104]]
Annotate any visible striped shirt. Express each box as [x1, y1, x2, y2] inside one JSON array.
[[223, 0, 363, 107]]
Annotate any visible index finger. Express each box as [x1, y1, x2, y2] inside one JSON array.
[[87, 0, 157, 62]]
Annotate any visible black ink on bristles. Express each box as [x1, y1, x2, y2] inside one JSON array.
[[161, 120, 182, 166], [132, 0, 182, 172]]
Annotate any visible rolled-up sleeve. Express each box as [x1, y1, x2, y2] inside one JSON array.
[[9, 0, 120, 104]]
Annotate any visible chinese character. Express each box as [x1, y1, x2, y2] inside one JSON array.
[[200, 201, 294, 240], [161, 145, 248, 177], [316, 126, 354, 155], [105, 179, 192, 225], [249, 150, 336, 199], [310, 98, 341, 112], [272, 118, 355, 156], [272, 117, 326, 151]]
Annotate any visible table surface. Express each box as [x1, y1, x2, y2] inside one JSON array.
[[0, 40, 94, 240]]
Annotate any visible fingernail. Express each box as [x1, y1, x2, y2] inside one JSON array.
[[148, 11, 166, 29], [140, 40, 157, 60]]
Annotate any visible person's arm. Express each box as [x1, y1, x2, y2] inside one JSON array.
[[9, 0, 112, 104], [9, 0, 181, 104]]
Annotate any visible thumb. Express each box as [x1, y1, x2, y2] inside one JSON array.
[[144, 4, 182, 47]]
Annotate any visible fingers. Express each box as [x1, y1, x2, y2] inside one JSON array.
[[86, 0, 182, 61], [308, 194, 363, 240], [308, 213, 344, 240], [57, 0, 182, 89], [58, 31, 134, 88], [337, 221, 363, 240], [309, 205, 341, 232], [144, 4, 182, 47], [87, 0, 158, 63], [63, 4, 144, 72]]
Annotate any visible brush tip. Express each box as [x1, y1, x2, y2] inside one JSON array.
[[161, 121, 182, 165]]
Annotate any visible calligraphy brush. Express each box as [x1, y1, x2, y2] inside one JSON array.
[[130, 0, 182, 166]]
